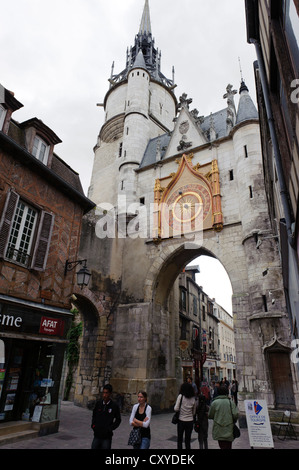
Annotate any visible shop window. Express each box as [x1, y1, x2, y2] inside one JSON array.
[[0, 340, 65, 423], [32, 135, 49, 164], [0, 190, 54, 270]]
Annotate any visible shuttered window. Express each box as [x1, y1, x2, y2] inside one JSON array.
[[0, 190, 54, 270]]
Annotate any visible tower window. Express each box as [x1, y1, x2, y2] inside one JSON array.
[[119, 143, 123, 158], [249, 186, 253, 199], [244, 145, 248, 158], [229, 170, 234, 181]]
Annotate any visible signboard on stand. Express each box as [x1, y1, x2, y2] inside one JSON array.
[[245, 400, 274, 448]]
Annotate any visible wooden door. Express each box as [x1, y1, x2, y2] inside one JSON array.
[[268, 352, 295, 408]]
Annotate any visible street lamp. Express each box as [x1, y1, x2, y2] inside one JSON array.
[[64, 259, 91, 289]]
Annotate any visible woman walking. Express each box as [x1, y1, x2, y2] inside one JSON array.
[[129, 391, 152, 449], [174, 382, 197, 449], [208, 385, 238, 449]]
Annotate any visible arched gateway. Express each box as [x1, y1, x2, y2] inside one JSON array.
[[75, 1, 298, 414]]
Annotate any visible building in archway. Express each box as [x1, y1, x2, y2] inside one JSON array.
[[77, 0, 299, 414]]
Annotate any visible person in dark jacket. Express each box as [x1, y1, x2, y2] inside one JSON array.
[[195, 393, 209, 449], [91, 384, 121, 449]]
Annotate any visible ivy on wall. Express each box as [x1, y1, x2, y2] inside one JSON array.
[[64, 308, 83, 401]]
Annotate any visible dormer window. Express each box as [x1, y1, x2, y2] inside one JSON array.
[[0, 105, 7, 130], [32, 135, 49, 164]]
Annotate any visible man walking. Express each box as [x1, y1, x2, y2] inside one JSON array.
[[91, 384, 121, 449]]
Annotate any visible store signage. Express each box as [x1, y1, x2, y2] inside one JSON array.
[[245, 400, 274, 448], [0, 313, 22, 328], [39, 316, 65, 336]]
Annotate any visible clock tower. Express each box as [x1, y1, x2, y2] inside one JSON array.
[[77, 1, 298, 414]]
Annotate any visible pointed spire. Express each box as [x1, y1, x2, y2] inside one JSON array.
[[139, 0, 151, 35], [236, 80, 258, 124], [133, 49, 147, 70], [108, 0, 174, 90]]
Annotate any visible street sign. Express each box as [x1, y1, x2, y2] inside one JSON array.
[[245, 400, 274, 448]]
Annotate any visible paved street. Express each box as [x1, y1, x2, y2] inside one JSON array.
[[1, 400, 299, 451]]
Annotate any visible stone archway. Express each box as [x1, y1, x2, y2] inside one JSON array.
[[70, 289, 107, 408], [109, 225, 298, 413], [145, 237, 238, 410], [111, 233, 247, 411]]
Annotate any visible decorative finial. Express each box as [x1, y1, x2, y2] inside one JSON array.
[[238, 57, 243, 81]]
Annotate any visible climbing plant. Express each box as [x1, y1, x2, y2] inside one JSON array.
[[64, 308, 83, 401]]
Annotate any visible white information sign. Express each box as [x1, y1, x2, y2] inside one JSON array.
[[245, 400, 274, 448], [32, 405, 43, 423]]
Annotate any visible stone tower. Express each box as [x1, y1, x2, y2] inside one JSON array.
[[88, 0, 177, 212], [78, 1, 299, 414]]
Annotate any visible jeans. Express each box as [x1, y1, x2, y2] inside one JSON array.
[[91, 436, 112, 449], [177, 420, 193, 449], [133, 437, 151, 449]]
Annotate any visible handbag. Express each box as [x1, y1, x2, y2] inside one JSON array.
[[128, 427, 141, 446], [233, 423, 241, 439], [193, 420, 200, 433], [172, 395, 183, 424], [229, 399, 240, 439]]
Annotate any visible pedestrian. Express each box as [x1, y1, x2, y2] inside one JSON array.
[[174, 382, 197, 449], [200, 383, 211, 405], [212, 381, 221, 400], [129, 391, 152, 449], [186, 376, 198, 396], [195, 393, 209, 449], [91, 384, 121, 449], [208, 385, 238, 449], [231, 380, 238, 406]]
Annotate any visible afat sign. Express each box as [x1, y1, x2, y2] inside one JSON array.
[[245, 400, 274, 448], [39, 317, 64, 336]]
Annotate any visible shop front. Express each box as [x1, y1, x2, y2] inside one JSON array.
[[0, 295, 72, 433]]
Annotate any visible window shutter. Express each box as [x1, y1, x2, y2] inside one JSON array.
[[0, 190, 19, 258], [31, 211, 54, 271]]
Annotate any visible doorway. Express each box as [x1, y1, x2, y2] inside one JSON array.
[[268, 351, 295, 409]]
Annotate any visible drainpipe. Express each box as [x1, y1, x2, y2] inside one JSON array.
[[249, 38, 294, 247]]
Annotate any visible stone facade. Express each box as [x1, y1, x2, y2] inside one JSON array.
[[75, 1, 299, 414], [0, 85, 94, 432]]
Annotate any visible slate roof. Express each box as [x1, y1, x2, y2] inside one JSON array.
[[139, 81, 258, 171], [139, 133, 171, 169], [236, 81, 258, 124], [7, 119, 85, 196]]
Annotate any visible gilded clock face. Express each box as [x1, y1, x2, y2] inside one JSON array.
[[173, 191, 203, 223]]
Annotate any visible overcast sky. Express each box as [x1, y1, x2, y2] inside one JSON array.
[[1, 0, 257, 314]]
